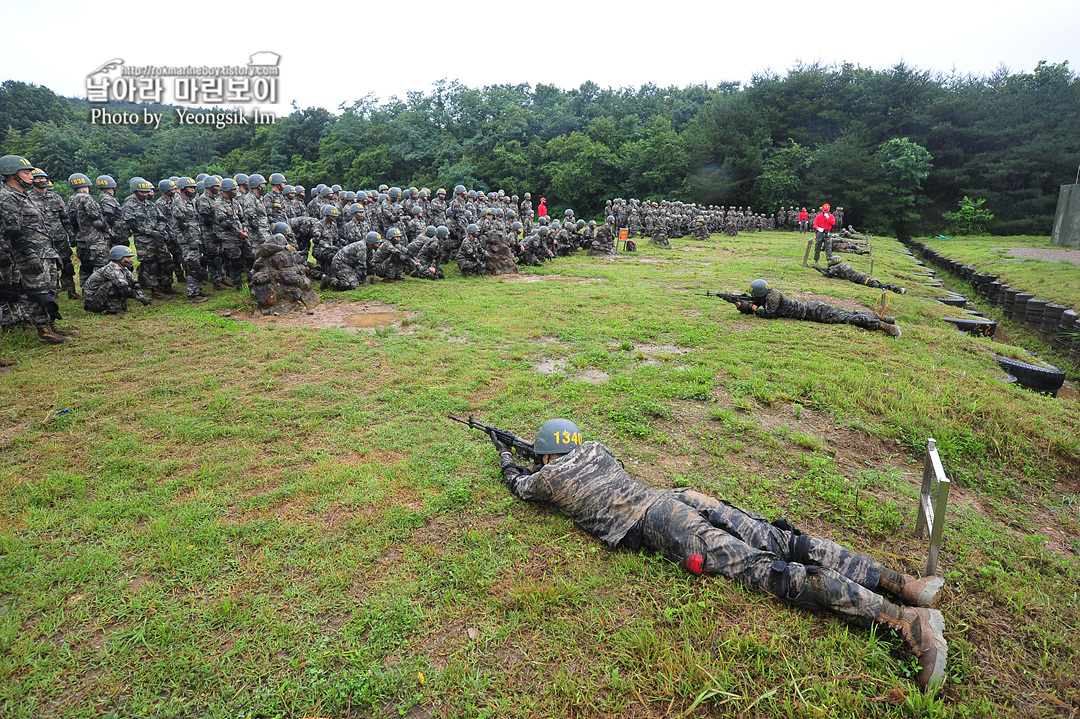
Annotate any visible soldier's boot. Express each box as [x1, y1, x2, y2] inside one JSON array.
[[878, 571, 944, 608], [875, 602, 947, 691], [151, 289, 173, 301], [36, 325, 71, 344], [320, 274, 331, 290], [0, 358, 19, 369], [186, 295, 208, 304], [49, 320, 79, 338], [213, 282, 231, 291], [883, 324, 902, 339], [67, 290, 82, 300]]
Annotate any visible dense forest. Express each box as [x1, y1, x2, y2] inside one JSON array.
[[2, 60, 1077, 236]]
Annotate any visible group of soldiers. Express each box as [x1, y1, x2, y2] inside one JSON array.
[[602, 198, 847, 245], [0, 153, 639, 352]]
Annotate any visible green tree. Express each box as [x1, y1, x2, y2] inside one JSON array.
[[752, 140, 811, 209], [877, 137, 933, 239], [942, 196, 994, 235]]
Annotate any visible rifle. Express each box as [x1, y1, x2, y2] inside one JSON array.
[[447, 414, 536, 461], [698, 290, 754, 305]]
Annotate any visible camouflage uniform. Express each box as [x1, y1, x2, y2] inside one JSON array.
[[210, 193, 247, 288], [83, 260, 151, 313], [379, 198, 405, 235], [244, 191, 273, 249], [122, 194, 171, 293], [737, 289, 884, 331], [97, 191, 127, 246], [195, 191, 223, 284], [518, 231, 547, 266], [651, 221, 670, 247], [311, 218, 343, 275], [327, 240, 369, 289], [156, 193, 185, 284], [455, 233, 489, 277], [429, 195, 448, 226], [171, 192, 205, 298], [499, 441, 885, 624], [264, 189, 290, 226], [406, 236, 443, 279], [32, 189, 76, 294], [0, 184, 60, 325], [372, 236, 414, 280], [67, 190, 110, 287], [815, 262, 905, 294]]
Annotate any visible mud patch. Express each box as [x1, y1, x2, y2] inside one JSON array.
[[568, 369, 610, 384], [534, 358, 567, 375], [501, 274, 601, 284], [225, 300, 417, 334]]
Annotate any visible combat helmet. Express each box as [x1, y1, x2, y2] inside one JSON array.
[[749, 279, 770, 299], [534, 419, 583, 456], [68, 173, 92, 190]]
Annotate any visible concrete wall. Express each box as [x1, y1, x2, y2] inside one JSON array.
[[1051, 184, 1080, 247]]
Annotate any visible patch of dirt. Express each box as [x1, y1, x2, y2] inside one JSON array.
[[0, 419, 34, 448], [500, 274, 601, 284], [1003, 247, 1080, 266], [126, 575, 152, 593], [224, 300, 418, 334], [568, 369, 610, 384], [636, 258, 710, 265], [534, 358, 567, 375]]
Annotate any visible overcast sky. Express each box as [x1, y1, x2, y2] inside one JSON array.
[[6, 0, 1078, 114]]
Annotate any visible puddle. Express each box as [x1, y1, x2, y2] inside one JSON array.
[[534, 358, 567, 375], [343, 312, 404, 327], [229, 300, 417, 334]]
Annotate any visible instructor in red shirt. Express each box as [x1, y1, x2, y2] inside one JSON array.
[[813, 203, 837, 263], [537, 197, 547, 218]]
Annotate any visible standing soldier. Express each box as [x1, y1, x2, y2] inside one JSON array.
[[264, 173, 290, 226], [122, 177, 172, 299], [95, 175, 126, 247], [243, 174, 273, 250], [156, 179, 185, 287], [170, 177, 207, 302], [29, 169, 78, 299], [812, 203, 837, 263], [212, 178, 249, 290], [196, 176, 226, 289], [0, 155, 71, 343], [66, 173, 110, 292], [430, 188, 448, 227], [292, 185, 307, 218]]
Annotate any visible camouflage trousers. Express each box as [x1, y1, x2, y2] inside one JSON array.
[[77, 243, 109, 287], [638, 489, 885, 625], [785, 300, 882, 331], [133, 234, 174, 292], [813, 230, 833, 263], [179, 241, 204, 298]]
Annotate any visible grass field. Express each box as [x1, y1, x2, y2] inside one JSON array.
[[1, 230, 1078, 718], [916, 235, 1080, 310]]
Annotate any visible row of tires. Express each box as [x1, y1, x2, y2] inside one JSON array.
[[903, 240, 1071, 397]]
